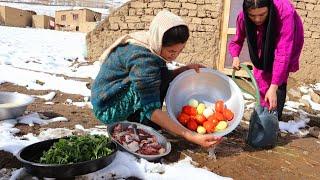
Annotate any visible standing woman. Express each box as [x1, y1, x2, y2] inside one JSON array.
[[91, 10, 221, 147], [229, 0, 304, 120]]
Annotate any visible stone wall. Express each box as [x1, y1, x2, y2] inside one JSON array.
[[86, 0, 223, 68], [292, 0, 320, 84]]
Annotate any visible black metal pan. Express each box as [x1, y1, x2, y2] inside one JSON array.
[[16, 137, 117, 178]]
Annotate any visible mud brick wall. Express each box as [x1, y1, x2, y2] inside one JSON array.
[[87, 0, 320, 83], [86, 0, 223, 68], [292, 0, 320, 83]]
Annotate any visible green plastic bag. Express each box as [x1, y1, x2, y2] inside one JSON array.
[[233, 64, 279, 148]]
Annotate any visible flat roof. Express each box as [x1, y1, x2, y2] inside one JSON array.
[[56, 8, 101, 14]]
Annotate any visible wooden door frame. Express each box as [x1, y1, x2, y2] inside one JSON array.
[[218, 0, 251, 77]]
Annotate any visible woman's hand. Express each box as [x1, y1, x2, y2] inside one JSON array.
[[265, 84, 278, 110], [232, 57, 241, 70], [186, 63, 205, 73], [185, 132, 222, 148], [151, 109, 222, 148]]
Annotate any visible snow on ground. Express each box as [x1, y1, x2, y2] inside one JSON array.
[[0, 115, 231, 180], [0, 26, 99, 78], [0, 26, 97, 96], [0, 1, 127, 19]]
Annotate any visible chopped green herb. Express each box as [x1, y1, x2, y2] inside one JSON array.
[[40, 135, 114, 164]]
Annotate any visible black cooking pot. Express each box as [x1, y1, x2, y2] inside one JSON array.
[[16, 137, 117, 178]]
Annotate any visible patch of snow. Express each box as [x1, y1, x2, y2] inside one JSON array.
[[279, 111, 310, 134], [34, 92, 56, 101], [299, 86, 309, 94], [84, 151, 231, 180], [302, 95, 320, 111], [17, 113, 68, 126]]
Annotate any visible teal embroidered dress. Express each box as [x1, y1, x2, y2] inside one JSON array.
[[91, 43, 170, 124]]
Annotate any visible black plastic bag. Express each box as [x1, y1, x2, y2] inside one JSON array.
[[233, 64, 279, 148], [246, 106, 279, 148]]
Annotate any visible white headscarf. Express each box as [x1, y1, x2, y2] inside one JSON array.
[[99, 10, 187, 63]]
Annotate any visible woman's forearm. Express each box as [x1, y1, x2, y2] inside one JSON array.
[[172, 66, 188, 78], [150, 109, 192, 140]]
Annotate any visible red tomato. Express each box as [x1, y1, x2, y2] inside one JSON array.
[[207, 115, 219, 126], [223, 108, 234, 121], [182, 105, 197, 116], [195, 114, 207, 125], [187, 119, 198, 131], [213, 112, 225, 121], [177, 113, 189, 125], [203, 120, 216, 133], [215, 100, 225, 113]]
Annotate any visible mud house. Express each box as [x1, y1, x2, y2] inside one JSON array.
[[55, 8, 102, 33], [0, 5, 36, 27], [32, 15, 55, 29], [87, 0, 320, 83]]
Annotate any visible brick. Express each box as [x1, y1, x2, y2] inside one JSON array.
[[314, 5, 320, 11], [127, 23, 136, 30], [154, 9, 162, 15], [170, 9, 180, 15], [135, 23, 145, 30], [312, 32, 320, 39], [304, 31, 312, 38], [184, 17, 192, 23], [312, 19, 320, 25], [108, 16, 122, 23], [308, 11, 320, 18], [179, 9, 189, 16], [205, 25, 215, 32], [148, 2, 164, 8], [145, 8, 154, 15], [128, 9, 136, 16], [198, 10, 206, 18], [202, 18, 218, 25], [188, 24, 197, 31], [306, 4, 314, 10], [141, 15, 154, 22], [309, 25, 320, 32], [197, 0, 205, 5], [303, 0, 317, 4], [204, 0, 214, 4], [188, 10, 197, 17], [296, 2, 306, 9], [203, 4, 218, 11], [165, 2, 181, 8], [207, 11, 219, 18], [119, 23, 128, 30], [125, 16, 140, 23], [192, 17, 202, 24], [109, 23, 119, 30], [182, 3, 197, 10], [304, 17, 313, 23], [197, 25, 206, 32], [136, 9, 144, 15], [130, 2, 147, 8]]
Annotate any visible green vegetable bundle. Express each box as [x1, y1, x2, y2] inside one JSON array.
[[40, 135, 114, 164]]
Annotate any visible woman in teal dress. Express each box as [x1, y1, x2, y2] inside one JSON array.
[[91, 10, 220, 147]]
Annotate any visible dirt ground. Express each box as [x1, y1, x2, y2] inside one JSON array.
[[1, 82, 320, 180]]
